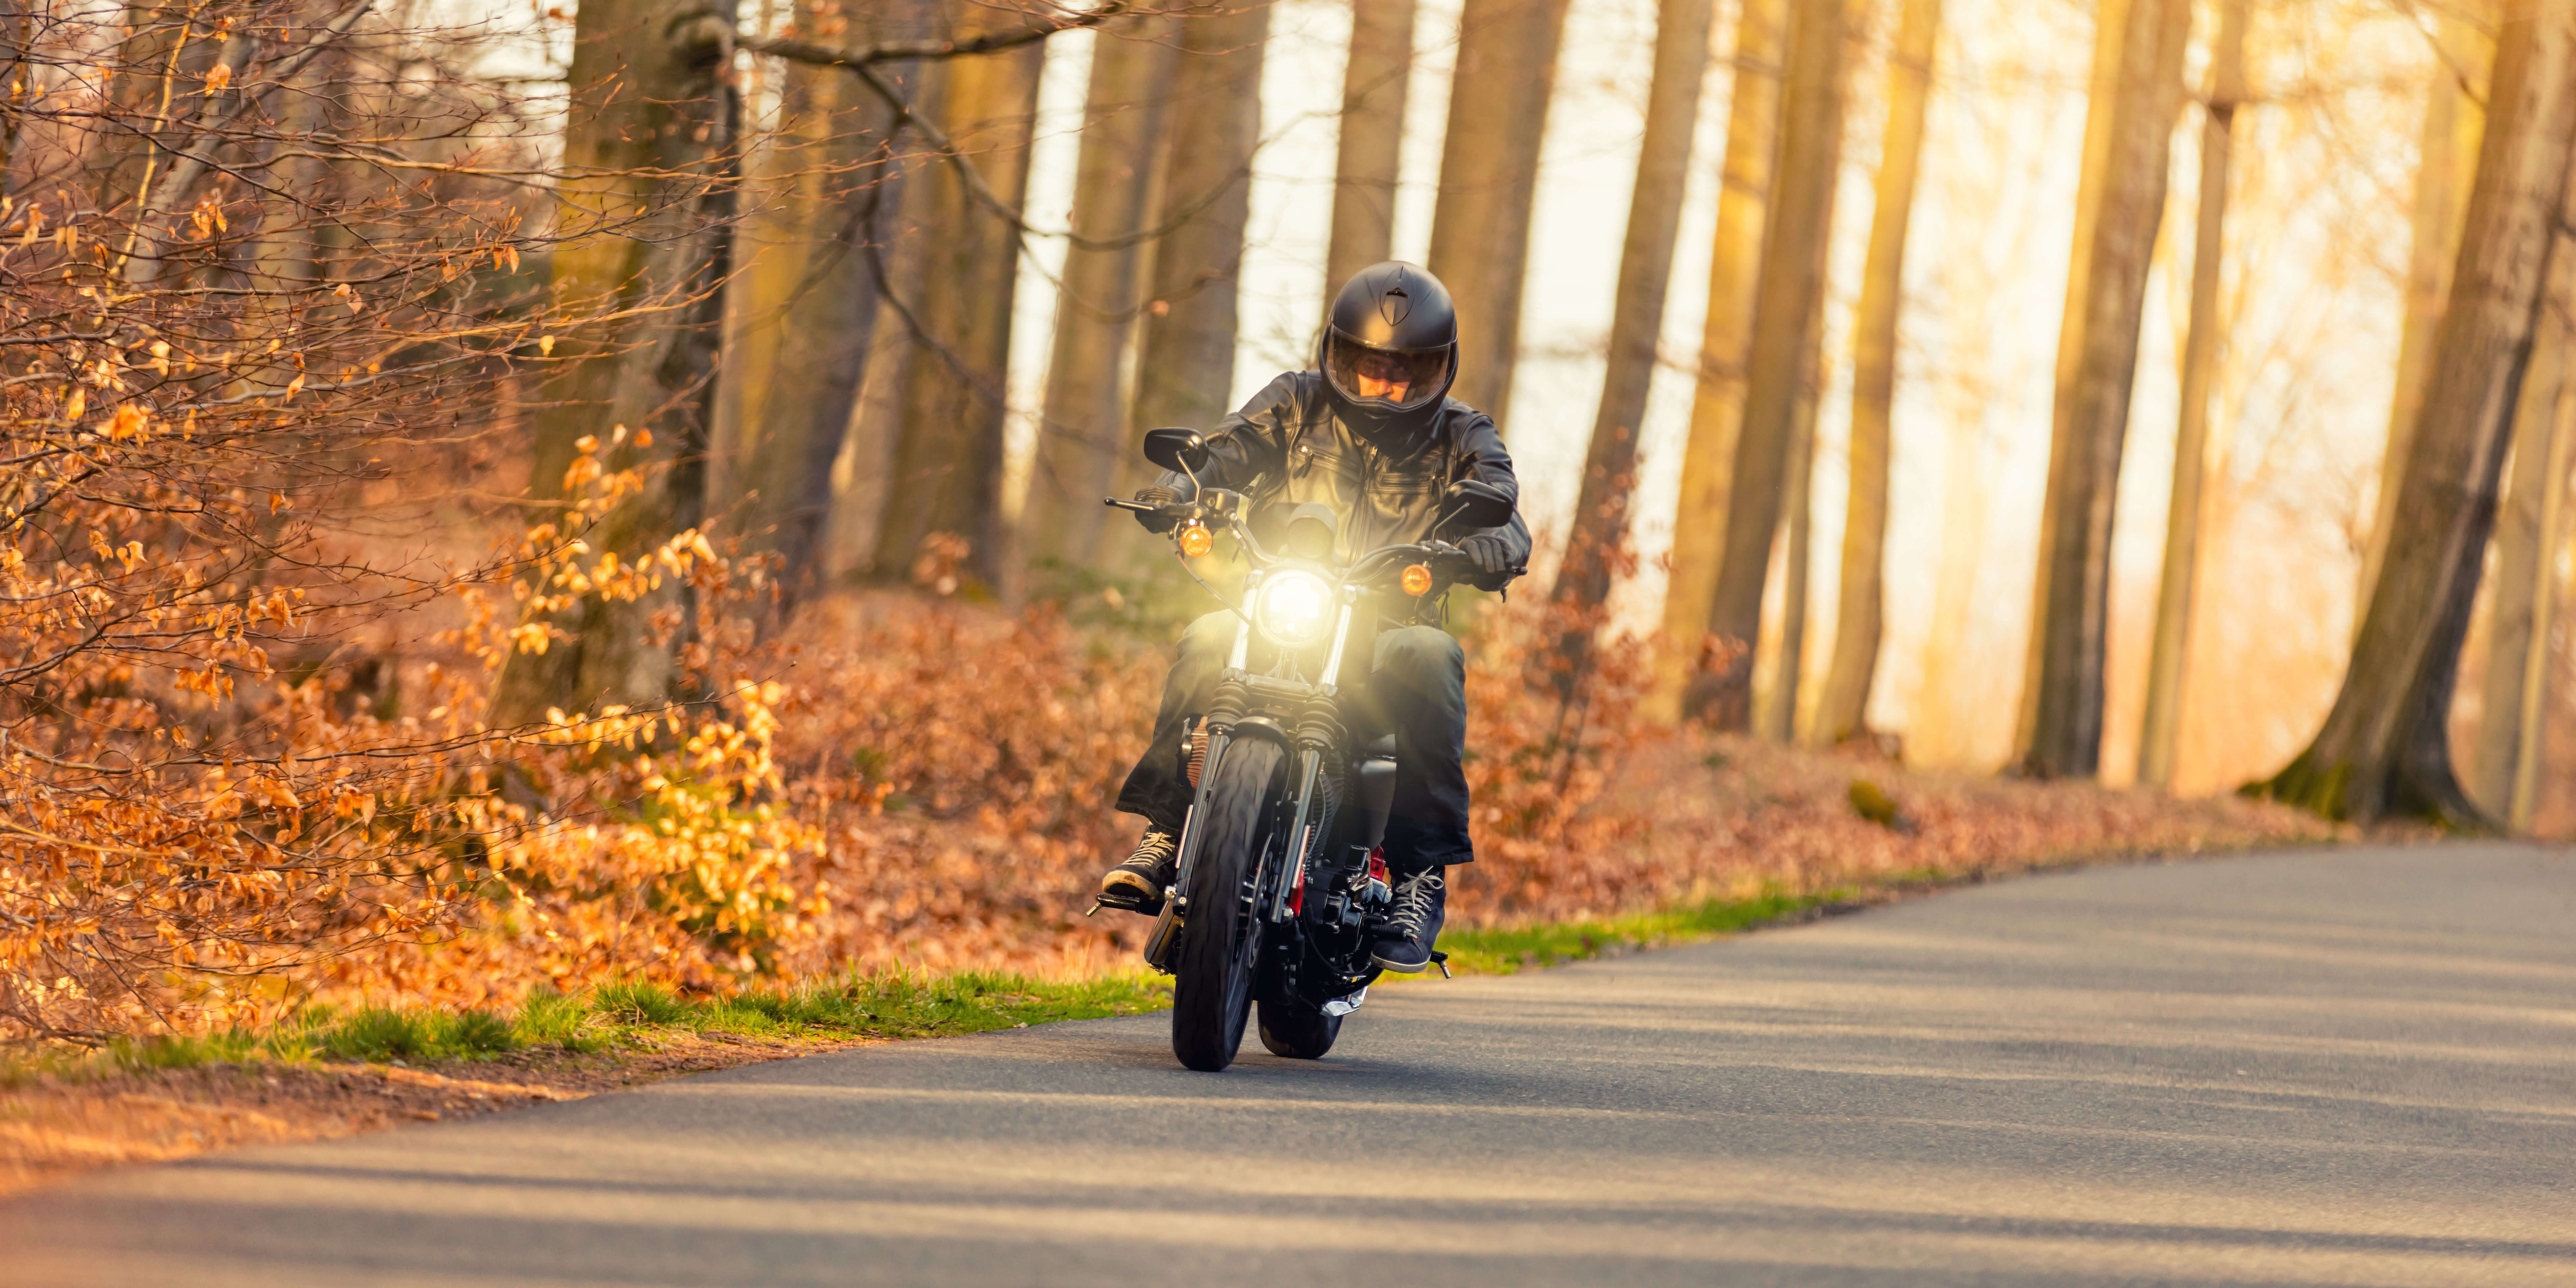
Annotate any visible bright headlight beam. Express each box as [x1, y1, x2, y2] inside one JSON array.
[[1253, 570, 1335, 650]]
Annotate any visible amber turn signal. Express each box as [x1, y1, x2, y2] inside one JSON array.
[[1178, 524, 1214, 558], [1400, 563, 1435, 597]]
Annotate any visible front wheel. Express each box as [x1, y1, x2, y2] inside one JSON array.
[[1255, 997, 1342, 1059], [1170, 737, 1285, 1072]]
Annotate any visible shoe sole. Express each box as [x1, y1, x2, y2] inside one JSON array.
[[1100, 871, 1167, 914], [1370, 953, 1430, 974]]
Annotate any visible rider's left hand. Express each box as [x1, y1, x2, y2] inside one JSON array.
[[1457, 533, 1519, 585]]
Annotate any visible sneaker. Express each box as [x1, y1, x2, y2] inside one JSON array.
[[1371, 867, 1447, 973], [1098, 826, 1180, 912]]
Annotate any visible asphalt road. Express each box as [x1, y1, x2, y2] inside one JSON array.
[[8, 843, 2575, 1287]]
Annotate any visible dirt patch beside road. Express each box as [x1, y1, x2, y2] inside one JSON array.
[[0, 1032, 869, 1196]]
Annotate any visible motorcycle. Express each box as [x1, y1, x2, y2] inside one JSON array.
[[1093, 427, 1518, 1072]]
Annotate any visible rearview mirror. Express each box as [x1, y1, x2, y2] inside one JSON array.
[[1434, 479, 1514, 534], [1142, 427, 1210, 476]]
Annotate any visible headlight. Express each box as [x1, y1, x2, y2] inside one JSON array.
[[1252, 570, 1336, 649]]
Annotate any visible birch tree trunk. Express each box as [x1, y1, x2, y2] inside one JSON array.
[[2136, 0, 2245, 790], [2014, 0, 2189, 779], [1426, 0, 1574, 426], [2358, 5, 2494, 629], [1324, 0, 1417, 289], [1129, 5, 1272, 443], [1704, 0, 1849, 722], [490, 0, 736, 727], [2471, 241, 2576, 816], [1552, 0, 1715, 621], [1655, 0, 1786, 724], [874, 9, 1044, 592], [2263, 4, 2576, 827], [1812, 0, 1941, 747], [1026, 16, 1178, 577]]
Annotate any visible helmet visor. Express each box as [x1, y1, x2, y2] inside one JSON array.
[[1324, 333, 1451, 412]]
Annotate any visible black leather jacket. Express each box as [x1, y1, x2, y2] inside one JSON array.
[[1154, 372, 1533, 589]]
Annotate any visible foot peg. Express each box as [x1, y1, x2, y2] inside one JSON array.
[[1094, 885, 1165, 917], [1431, 950, 1451, 980]]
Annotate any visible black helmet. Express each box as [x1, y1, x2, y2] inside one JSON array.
[[1318, 261, 1458, 424]]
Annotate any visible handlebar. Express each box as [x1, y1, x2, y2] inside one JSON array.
[[1348, 540, 1525, 592], [1102, 497, 1524, 588]]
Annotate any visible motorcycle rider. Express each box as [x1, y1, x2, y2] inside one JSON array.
[[1098, 261, 1530, 974]]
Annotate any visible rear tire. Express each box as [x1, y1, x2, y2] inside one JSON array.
[[1170, 738, 1284, 1072], [1255, 998, 1342, 1059]]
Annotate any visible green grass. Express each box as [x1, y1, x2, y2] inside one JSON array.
[[1434, 886, 1842, 976], [702, 969, 1174, 1041], [7, 886, 1863, 1082], [6, 970, 1176, 1083]]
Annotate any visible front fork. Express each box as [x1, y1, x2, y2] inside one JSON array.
[[1144, 604, 1355, 969], [1143, 615, 1258, 972], [1142, 721, 1227, 971], [1272, 747, 1324, 924]]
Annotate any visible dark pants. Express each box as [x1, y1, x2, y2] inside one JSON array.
[[1116, 610, 1475, 868]]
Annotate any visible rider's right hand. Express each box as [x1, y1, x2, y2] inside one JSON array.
[[1132, 486, 1180, 533]]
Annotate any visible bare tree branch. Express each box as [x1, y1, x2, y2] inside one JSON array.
[[739, 3, 1131, 71], [124, 0, 380, 285], [808, 53, 1241, 255]]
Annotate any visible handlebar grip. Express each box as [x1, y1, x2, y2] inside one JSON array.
[[1435, 553, 1524, 590]]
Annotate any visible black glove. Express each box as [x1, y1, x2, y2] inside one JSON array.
[[1456, 533, 1520, 587], [1132, 486, 1179, 533]]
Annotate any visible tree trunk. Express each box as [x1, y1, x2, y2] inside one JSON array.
[[1812, 0, 1941, 747], [1128, 5, 1272, 443], [2358, 5, 2494, 631], [92, 10, 217, 233], [2510, 383, 2574, 826], [1655, 0, 1786, 724], [714, 0, 919, 607], [873, 7, 1045, 592], [1425, 0, 1574, 427], [1324, 0, 1417, 290], [824, 66, 945, 585], [1755, 302, 1825, 745], [716, 0, 937, 608], [2012, 0, 2130, 758], [1704, 0, 1850, 724], [0, 0, 23, 182], [2472, 241, 2576, 816], [2014, 0, 2189, 779], [490, 0, 737, 727], [1551, 0, 1716, 622], [247, 37, 340, 292], [2262, 6, 2576, 827], [2136, 0, 2245, 790], [1025, 15, 1179, 578]]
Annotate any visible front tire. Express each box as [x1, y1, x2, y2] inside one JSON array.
[[1170, 738, 1285, 1072], [1255, 998, 1342, 1059]]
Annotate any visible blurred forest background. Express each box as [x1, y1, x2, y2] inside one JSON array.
[[2, 0, 2565, 1041]]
